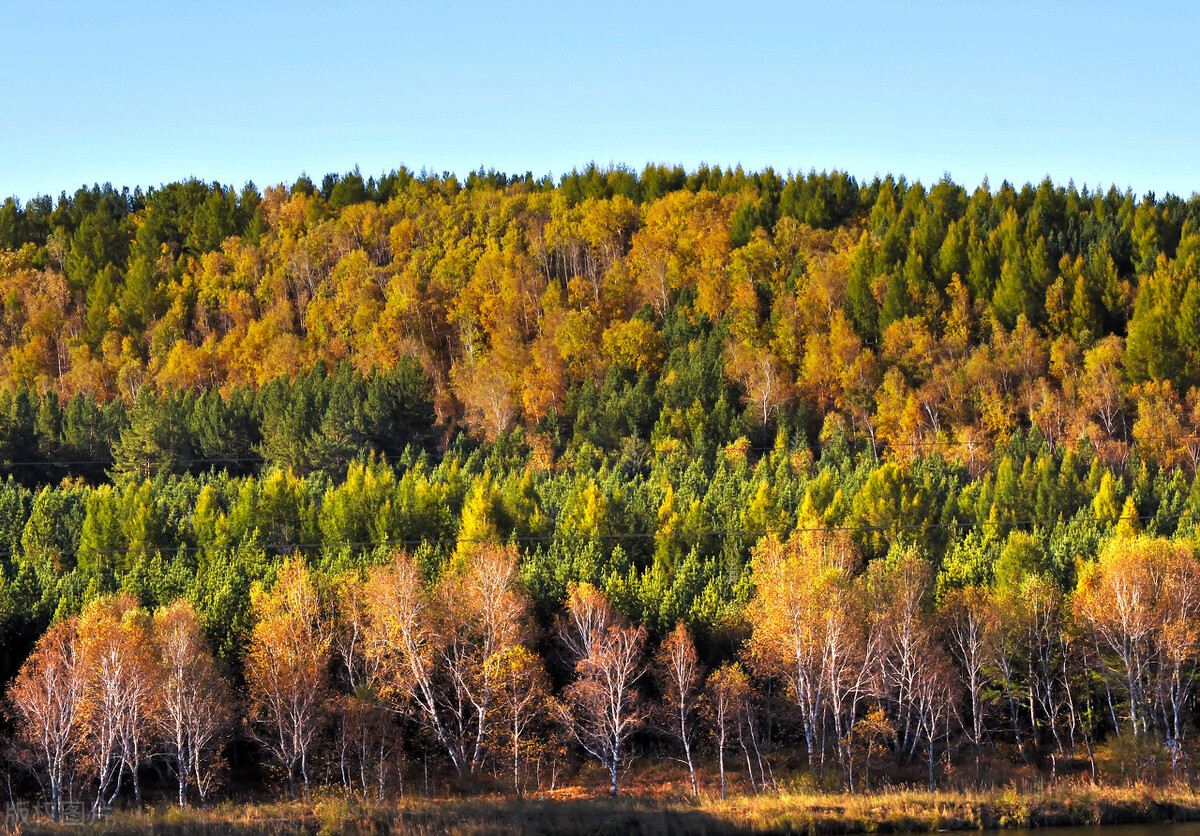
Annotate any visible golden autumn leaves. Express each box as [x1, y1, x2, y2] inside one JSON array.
[[8, 171, 1200, 506], [240, 546, 653, 800], [239, 549, 543, 798], [746, 530, 1200, 791], [10, 529, 1200, 810], [8, 597, 230, 819]]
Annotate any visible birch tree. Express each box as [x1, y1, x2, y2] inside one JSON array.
[[655, 621, 702, 796], [153, 599, 233, 808], [77, 594, 158, 816], [558, 583, 647, 797], [245, 557, 330, 799], [7, 618, 85, 822], [365, 546, 529, 790]]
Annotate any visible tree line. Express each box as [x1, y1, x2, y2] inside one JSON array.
[[0, 407, 1195, 683], [2, 163, 1200, 813], [0, 360, 434, 486], [9, 532, 1200, 820], [0, 164, 1199, 467]]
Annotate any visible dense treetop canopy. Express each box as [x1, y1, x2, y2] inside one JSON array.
[[4, 163, 1200, 810], [0, 164, 1197, 640]]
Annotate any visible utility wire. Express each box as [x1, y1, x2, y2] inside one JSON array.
[[7, 509, 1191, 563], [1, 429, 1197, 470]]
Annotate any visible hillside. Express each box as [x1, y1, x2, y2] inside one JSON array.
[[3, 165, 1200, 818]]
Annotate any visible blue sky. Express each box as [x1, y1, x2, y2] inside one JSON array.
[[3, 1, 1198, 201]]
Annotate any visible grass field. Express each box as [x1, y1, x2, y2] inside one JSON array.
[[14, 783, 1200, 835]]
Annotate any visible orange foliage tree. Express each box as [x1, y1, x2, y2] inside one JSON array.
[[6, 618, 86, 822], [77, 594, 159, 815], [244, 557, 331, 799], [747, 529, 876, 781], [153, 599, 233, 808], [557, 583, 648, 797], [654, 621, 703, 796], [364, 545, 530, 790], [1076, 537, 1200, 770]]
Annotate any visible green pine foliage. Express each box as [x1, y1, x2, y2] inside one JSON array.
[[1, 163, 1200, 709]]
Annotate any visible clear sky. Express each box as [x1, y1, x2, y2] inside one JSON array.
[[3, 1, 1198, 202]]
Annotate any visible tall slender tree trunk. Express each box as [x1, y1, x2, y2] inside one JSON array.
[[680, 708, 697, 796], [927, 736, 936, 792], [513, 721, 522, 797], [178, 751, 188, 808], [718, 737, 726, 799]]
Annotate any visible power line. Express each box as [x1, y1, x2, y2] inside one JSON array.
[[2, 429, 1198, 470], [7, 509, 1191, 564], [0, 456, 267, 468]]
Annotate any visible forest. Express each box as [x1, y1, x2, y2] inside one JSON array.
[[4, 163, 1200, 820]]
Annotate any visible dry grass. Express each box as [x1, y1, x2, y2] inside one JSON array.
[[13, 782, 1200, 835]]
